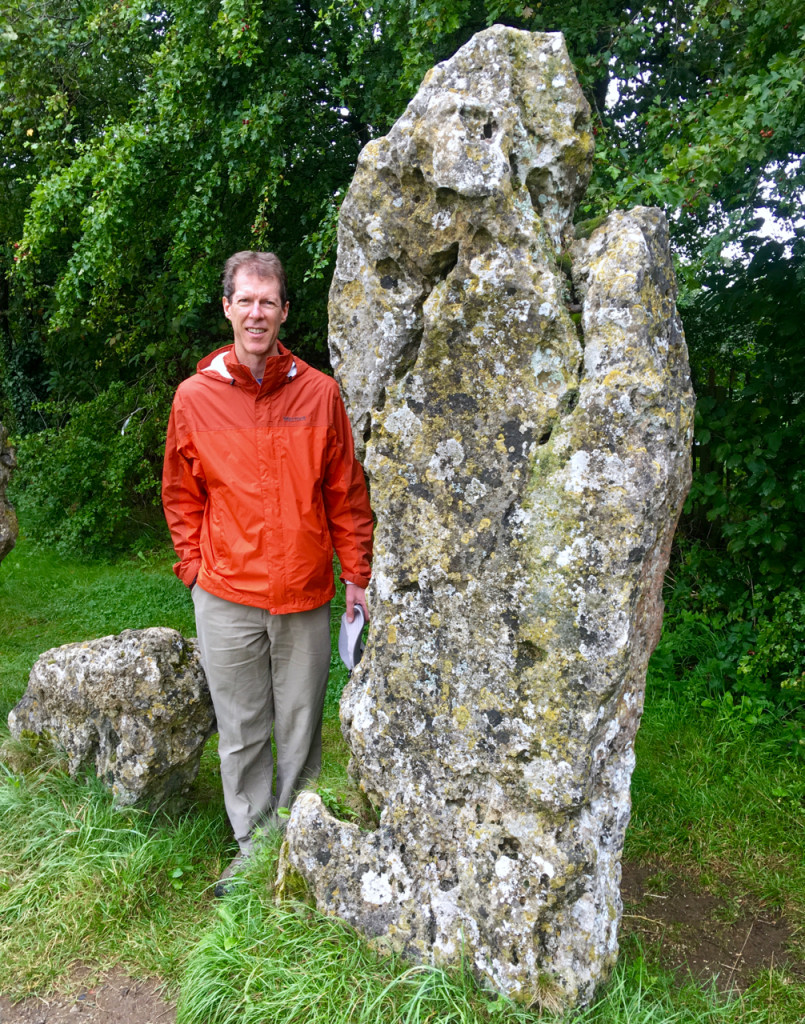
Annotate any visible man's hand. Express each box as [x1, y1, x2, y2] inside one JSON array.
[[345, 583, 369, 623]]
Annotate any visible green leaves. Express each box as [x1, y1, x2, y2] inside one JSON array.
[[8, 378, 172, 558], [683, 234, 805, 577], [2, 0, 803, 572], [578, 0, 805, 258]]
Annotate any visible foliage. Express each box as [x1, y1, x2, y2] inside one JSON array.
[[5, 0, 404, 394], [648, 538, 805, 755], [682, 233, 805, 573], [7, 0, 800, 389], [739, 589, 805, 702], [8, 376, 172, 557], [0, 0, 159, 240], [2, 0, 803, 558], [578, 0, 805, 247], [651, 226, 805, 739], [0, 0, 161, 428]]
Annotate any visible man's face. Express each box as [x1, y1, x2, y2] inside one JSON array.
[[223, 269, 289, 372]]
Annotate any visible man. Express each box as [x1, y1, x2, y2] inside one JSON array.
[[162, 251, 372, 894]]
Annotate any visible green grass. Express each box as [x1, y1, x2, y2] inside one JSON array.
[[175, 835, 794, 1024], [0, 762, 229, 991], [177, 864, 795, 1024], [0, 539, 803, 1022], [627, 689, 805, 923], [0, 539, 196, 719]]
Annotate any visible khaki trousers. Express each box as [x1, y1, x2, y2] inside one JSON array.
[[192, 586, 331, 852]]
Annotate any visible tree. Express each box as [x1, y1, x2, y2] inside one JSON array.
[[2, 0, 411, 550], [2, 0, 804, 591], [7, 0, 405, 399], [0, 0, 160, 430], [4, 0, 637, 416]]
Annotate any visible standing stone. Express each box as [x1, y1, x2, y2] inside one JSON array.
[[279, 26, 695, 1010], [9, 628, 215, 811], [0, 421, 17, 563]]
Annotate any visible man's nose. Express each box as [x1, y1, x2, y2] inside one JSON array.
[[248, 300, 262, 317]]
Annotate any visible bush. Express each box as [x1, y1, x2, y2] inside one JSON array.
[[651, 538, 805, 755], [9, 378, 171, 558]]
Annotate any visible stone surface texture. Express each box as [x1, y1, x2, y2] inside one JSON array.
[[9, 628, 215, 810], [0, 420, 17, 563], [280, 26, 695, 1010]]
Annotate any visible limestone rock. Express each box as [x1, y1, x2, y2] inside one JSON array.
[[281, 26, 695, 1010], [8, 628, 215, 810], [0, 421, 17, 563], [329, 25, 593, 459]]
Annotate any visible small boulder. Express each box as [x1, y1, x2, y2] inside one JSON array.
[[8, 628, 215, 811]]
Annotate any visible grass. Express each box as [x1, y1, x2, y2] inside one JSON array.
[[177, 849, 795, 1024], [0, 538, 803, 1022], [627, 679, 805, 929], [0, 540, 196, 719], [0, 762, 229, 991]]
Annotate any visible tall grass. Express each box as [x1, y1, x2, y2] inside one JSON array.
[[0, 540, 803, 1022], [0, 760, 230, 992]]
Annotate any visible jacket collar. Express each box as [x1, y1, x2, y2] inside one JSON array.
[[198, 341, 302, 394]]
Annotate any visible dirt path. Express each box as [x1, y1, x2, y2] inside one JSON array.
[[620, 862, 801, 990], [0, 972, 174, 1024]]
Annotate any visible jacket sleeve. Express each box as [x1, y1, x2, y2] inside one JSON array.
[[322, 390, 373, 589], [162, 394, 207, 588]]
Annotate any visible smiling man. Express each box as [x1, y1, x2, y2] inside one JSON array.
[[162, 251, 373, 895]]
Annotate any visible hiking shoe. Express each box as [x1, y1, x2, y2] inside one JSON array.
[[214, 851, 251, 898]]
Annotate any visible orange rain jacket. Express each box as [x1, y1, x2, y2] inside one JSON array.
[[162, 342, 373, 614]]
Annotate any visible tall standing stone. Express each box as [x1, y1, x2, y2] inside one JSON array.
[[280, 27, 695, 1009]]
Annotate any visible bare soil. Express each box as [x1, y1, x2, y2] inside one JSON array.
[[620, 862, 803, 991], [0, 863, 801, 1023], [0, 971, 174, 1024]]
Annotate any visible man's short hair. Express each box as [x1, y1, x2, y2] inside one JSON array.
[[222, 251, 288, 306]]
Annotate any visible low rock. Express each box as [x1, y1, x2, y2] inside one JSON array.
[[8, 628, 215, 811]]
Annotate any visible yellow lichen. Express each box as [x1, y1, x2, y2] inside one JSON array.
[[453, 705, 471, 730]]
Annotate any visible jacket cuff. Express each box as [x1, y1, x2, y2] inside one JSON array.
[[174, 557, 202, 589], [340, 573, 370, 590]]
